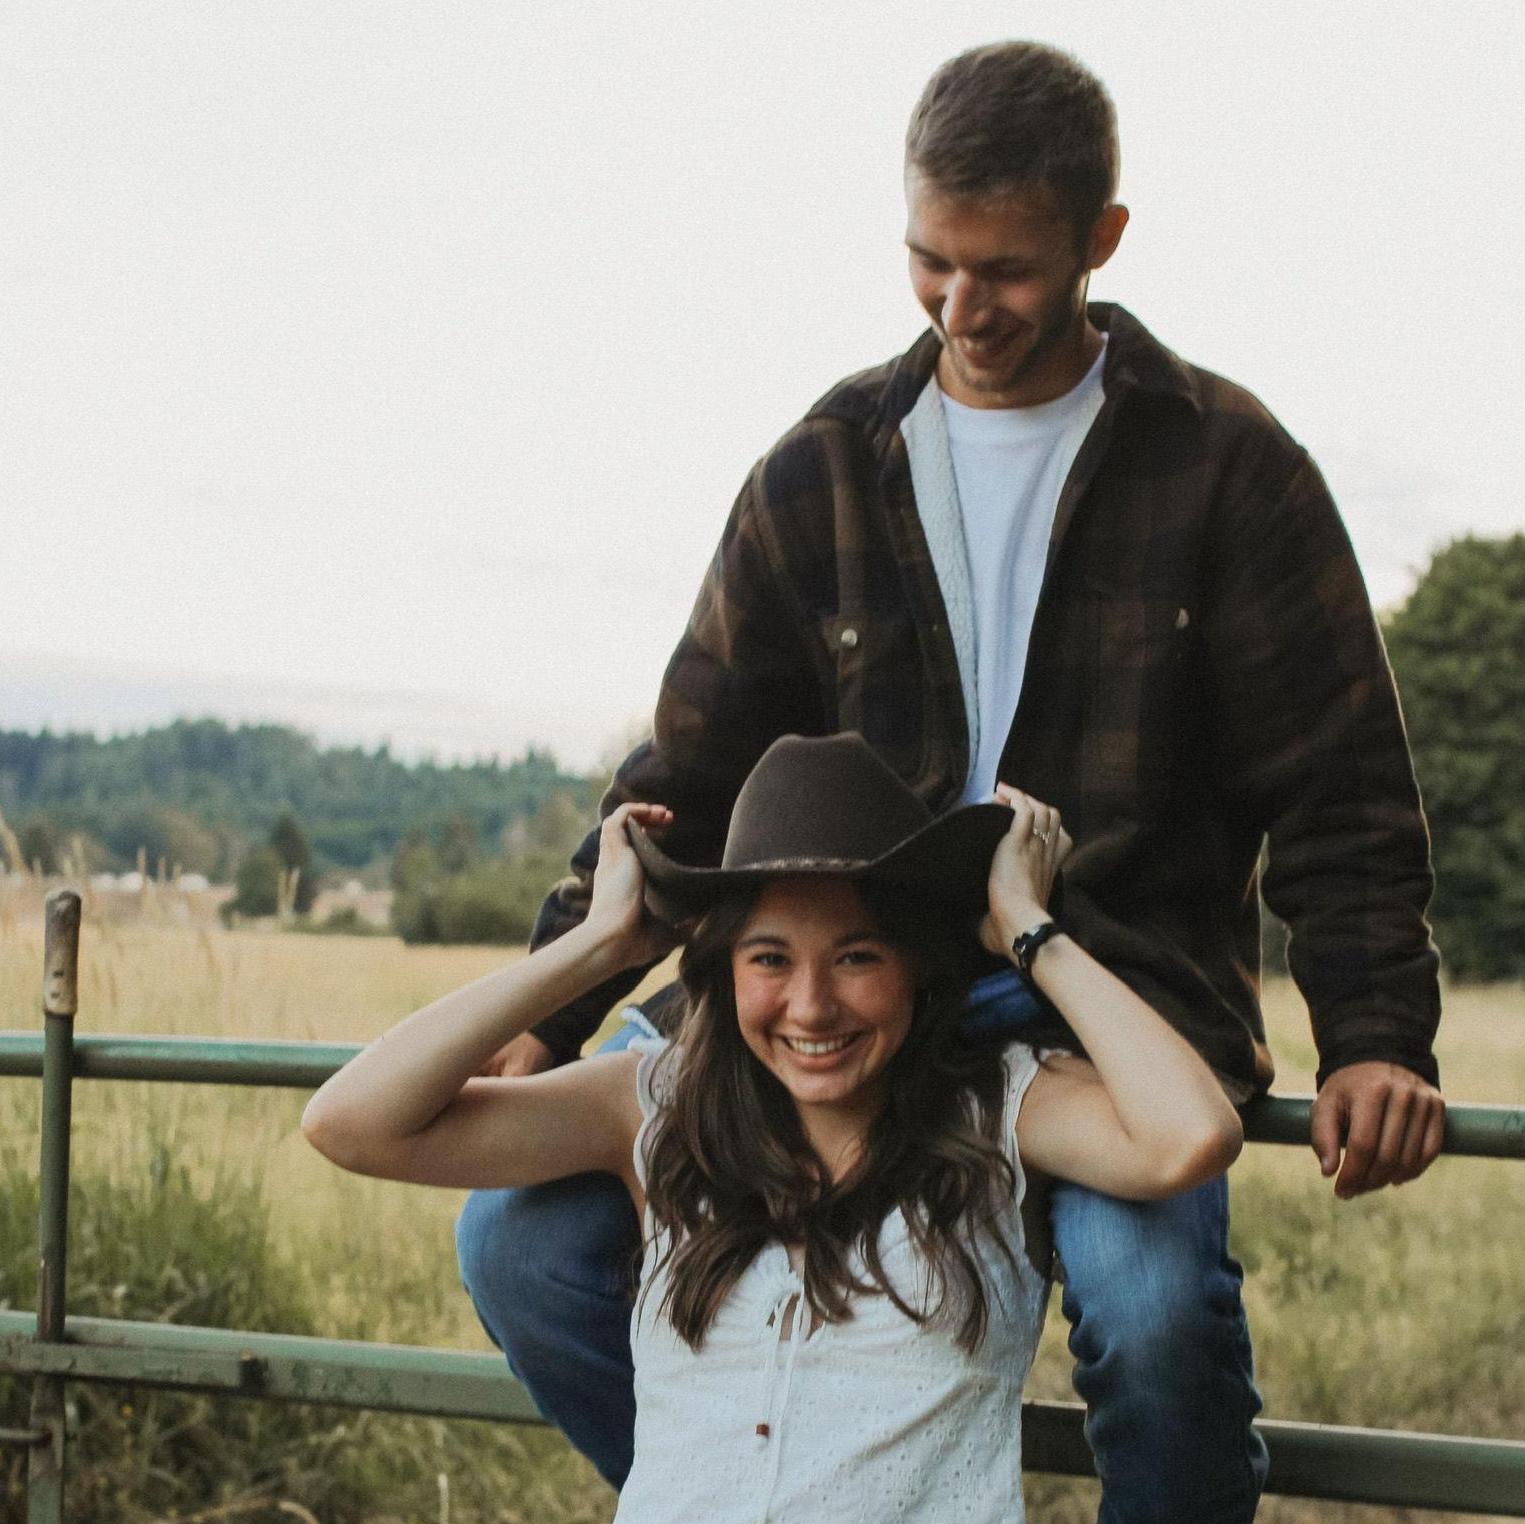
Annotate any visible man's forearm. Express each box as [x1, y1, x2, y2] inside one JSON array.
[[1207, 450, 1442, 1085], [527, 948, 651, 1064]]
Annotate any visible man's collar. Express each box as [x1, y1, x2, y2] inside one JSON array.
[[1090, 303, 1202, 413]]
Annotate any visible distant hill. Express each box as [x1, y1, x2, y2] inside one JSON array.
[[0, 718, 598, 877]]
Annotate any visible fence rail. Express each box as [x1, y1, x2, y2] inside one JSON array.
[[4, 890, 1524, 1520], [4, 1030, 1525, 1158]]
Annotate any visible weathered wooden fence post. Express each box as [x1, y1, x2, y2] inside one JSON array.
[[28, 889, 81, 1524]]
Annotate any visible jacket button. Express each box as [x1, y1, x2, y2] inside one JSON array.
[[839, 627, 859, 650], [1175, 607, 1190, 630]]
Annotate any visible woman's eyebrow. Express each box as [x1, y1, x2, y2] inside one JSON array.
[[735, 932, 788, 950]]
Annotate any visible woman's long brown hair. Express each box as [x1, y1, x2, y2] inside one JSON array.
[[641, 880, 1017, 1353]]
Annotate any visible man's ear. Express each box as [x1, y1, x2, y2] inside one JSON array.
[[1085, 203, 1129, 272]]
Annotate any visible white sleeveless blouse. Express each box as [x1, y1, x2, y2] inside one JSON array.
[[612, 1042, 1048, 1524]]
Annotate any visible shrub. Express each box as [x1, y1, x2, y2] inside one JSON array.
[[392, 853, 566, 946], [269, 812, 319, 915], [105, 804, 234, 880], [226, 845, 284, 920]]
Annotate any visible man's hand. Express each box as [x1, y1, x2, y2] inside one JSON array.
[[1310, 1061, 1445, 1198], [478, 1032, 557, 1079]]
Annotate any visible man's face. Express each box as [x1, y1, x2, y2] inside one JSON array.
[[904, 169, 1122, 409]]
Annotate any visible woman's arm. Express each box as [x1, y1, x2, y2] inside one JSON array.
[[301, 803, 676, 1193], [985, 788, 1244, 1200]]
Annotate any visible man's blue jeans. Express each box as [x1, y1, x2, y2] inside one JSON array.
[[455, 971, 1268, 1520]]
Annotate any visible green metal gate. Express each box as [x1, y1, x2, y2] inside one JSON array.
[[4, 890, 1524, 1519]]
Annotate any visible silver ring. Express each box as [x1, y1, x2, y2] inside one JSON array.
[[1033, 829, 1052, 845]]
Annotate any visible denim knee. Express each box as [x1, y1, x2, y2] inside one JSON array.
[[1052, 1176, 1266, 1522], [1061, 1242, 1242, 1391], [457, 1174, 640, 1346], [457, 1175, 641, 1488]]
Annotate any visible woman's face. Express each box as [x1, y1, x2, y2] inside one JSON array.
[[731, 876, 918, 1127]]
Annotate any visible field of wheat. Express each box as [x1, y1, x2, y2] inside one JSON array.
[[1, 911, 1521, 1523]]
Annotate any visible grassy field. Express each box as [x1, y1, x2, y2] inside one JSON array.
[[1, 913, 1521, 1522]]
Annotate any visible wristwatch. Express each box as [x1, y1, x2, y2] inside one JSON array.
[[1010, 919, 1061, 984]]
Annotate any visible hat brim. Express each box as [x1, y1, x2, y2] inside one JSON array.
[[629, 801, 1014, 926]]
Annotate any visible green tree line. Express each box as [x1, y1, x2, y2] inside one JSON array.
[[0, 718, 594, 879], [1384, 532, 1525, 981]]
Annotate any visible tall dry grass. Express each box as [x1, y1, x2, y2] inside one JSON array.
[[2, 918, 1522, 1522], [1, 922, 621, 1523]]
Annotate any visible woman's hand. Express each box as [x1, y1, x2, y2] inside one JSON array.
[[582, 802, 681, 970], [980, 784, 1072, 956]]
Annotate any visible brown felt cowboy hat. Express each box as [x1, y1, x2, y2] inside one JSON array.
[[627, 732, 1014, 922]]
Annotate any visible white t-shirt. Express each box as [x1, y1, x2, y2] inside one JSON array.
[[945, 342, 1106, 805], [613, 1040, 1048, 1524]]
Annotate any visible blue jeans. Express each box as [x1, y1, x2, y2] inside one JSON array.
[[456, 971, 1267, 1517]]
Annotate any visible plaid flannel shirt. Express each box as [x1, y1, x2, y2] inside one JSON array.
[[530, 304, 1440, 1094]]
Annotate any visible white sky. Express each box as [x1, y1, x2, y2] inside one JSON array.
[[5, 1, 1522, 769]]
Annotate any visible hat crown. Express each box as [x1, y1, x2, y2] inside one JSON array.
[[720, 734, 931, 871]]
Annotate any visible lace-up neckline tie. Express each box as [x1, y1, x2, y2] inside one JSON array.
[[753, 1265, 812, 1519]]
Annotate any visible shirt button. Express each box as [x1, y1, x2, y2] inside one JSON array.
[[1175, 607, 1190, 630], [839, 627, 859, 650]]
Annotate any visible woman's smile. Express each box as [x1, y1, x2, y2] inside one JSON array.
[[780, 1032, 862, 1058]]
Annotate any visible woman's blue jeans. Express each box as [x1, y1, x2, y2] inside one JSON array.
[[455, 972, 1268, 1520]]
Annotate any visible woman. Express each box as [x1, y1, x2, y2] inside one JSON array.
[[303, 733, 1241, 1522]]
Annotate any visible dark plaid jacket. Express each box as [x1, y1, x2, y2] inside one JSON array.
[[530, 304, 1441, 1094]]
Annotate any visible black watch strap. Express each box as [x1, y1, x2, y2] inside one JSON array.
[[1010, 919, 1061, 981]]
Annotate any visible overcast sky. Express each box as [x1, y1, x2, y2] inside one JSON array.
[[5, 1, 1522, 768]]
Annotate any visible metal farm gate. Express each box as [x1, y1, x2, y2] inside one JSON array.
[[4, 891, 1524, 1520]]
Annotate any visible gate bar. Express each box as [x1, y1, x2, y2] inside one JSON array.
[[3, 1310, 1523, 1515], [2, 1032, 1522, 1157]]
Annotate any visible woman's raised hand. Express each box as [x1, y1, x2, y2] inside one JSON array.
[[583, 802, 681, 969], [981, 784, 1072, 956]]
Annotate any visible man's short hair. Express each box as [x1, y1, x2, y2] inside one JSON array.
[[905, 42, 1119, 235]]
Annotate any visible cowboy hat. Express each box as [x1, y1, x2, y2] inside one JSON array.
[[628, 732, 1013, 922]]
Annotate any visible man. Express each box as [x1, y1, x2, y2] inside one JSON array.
[[458, 42, 1443, 1522]]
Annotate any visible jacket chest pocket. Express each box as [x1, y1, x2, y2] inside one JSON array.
[[815, 611, 938, 784], [820, 613, 875, 736], [1085, 595, 1197, 798]]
